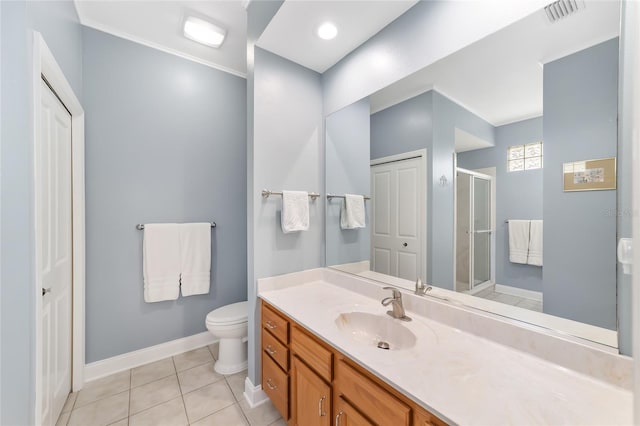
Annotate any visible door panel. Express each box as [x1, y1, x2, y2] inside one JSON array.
[[293, 357, 330, 426], [38, 79, 72, 426]]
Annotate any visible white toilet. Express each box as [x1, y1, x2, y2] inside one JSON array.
[[205, 301, 249, 375]]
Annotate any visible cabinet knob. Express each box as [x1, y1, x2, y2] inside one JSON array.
[[266, 345, 276, 356], [265, 321, 277, 330], [318, 395, 326, 417], [265, 378, 277, 390], [335, 411, 343, 426]]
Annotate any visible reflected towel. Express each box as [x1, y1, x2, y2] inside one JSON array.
[[281, 191, 309, 233], [527, 220, 543, 266], [143, 224, 181, 302], [341, 194, 366, 229], [508, 220, 530, 265], [180, 223, 211, 296]]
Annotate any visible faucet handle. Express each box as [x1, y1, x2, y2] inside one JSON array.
[[382, 286, 401, 298]]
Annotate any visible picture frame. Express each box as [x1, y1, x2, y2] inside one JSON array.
[[563, 157, 616, 192]]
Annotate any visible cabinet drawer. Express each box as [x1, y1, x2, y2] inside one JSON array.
[[335, 360, 410, 426], [414, 407, 447, 426], [262, 328, 289, 371], [262, 352, 289, 420], [263, 303, 289, 344], [291, 326, 333, 382]]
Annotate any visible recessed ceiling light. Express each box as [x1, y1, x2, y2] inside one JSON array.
[[317, 22, 338, 40], [184, 16, 227, 48]]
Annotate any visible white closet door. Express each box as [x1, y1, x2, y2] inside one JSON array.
[[37, 79, 73, 426]]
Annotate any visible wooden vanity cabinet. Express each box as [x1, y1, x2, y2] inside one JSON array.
[[261, 300, 447, 426]]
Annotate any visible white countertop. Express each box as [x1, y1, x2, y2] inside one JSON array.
[[259, 280, 633, 425]]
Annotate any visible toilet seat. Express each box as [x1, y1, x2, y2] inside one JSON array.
[[206, 301, 248, 326]]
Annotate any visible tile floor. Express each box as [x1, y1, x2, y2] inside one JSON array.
[[475, 287, 543, 312], [56, 344, 286, 426]]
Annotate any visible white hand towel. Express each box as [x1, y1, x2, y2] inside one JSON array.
[[527, 220, 543, 266], [508, 220, 530, 265], [281, 191, 309, 233], [341, 194, 366, 229], [143, 224, 180, 302], [180, 223, 211, 296]]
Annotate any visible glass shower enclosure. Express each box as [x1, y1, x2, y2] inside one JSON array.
[[456, 168, 493, 292]]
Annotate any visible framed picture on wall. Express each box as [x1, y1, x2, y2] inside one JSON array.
[[563, 157, 617, 192]]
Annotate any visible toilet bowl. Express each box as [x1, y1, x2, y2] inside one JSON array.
[[206, 301, 249, 375]]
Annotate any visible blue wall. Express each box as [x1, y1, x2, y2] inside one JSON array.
[[83, 27, 247, 362], [1, 1, 83, 423], [458, 117, 543, 292], [326, 99, 371, 266], [542, 38, 618, 330], [370, 90, 494, 289]]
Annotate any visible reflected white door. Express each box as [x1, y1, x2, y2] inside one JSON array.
[[371, 157, 424, 281], [38, 79, 73, 426]]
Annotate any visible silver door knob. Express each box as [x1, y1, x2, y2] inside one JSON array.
[[403, 242, 408, 247], [42, 288, 51, 296]]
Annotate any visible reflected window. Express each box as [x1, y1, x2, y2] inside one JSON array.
[[508, 142, 543, 172]]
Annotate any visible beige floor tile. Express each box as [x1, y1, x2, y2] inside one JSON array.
[[239, 399, 281, 426], [107, 419, 129, 426], [190, 403, 249, 426], [75, 371, 131, 408], [225, 370, 247, 401], [131, 357, 176, 388], [208, 342, 219, 360], [130, 375, 181, 414], [177, 362, 224, 394], [183, 380, 236, 423], [68, 391, 129, 426], [173, 347, 213, 372], [55, 410, 71, 426], [62, 392, 78, 413], [268, 419, 286, 426], [129, 396, 187, 426]]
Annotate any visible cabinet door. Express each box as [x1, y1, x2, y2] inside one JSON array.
[[292, 356, 331, 426], [334, 396, 374, 426]]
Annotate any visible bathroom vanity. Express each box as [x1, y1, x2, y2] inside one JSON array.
[[258, 268, 632, 425]]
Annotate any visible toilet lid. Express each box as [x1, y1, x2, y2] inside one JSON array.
[[206, 301, 248, 325]]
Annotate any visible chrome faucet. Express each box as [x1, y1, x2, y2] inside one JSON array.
[[414, 278, 432, 296], [381, 287, 412, 322]]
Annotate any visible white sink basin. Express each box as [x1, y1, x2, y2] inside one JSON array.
[[334, 312, 417, 350]]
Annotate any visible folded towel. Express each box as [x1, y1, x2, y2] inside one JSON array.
[[341, 194, 366, 229], [143, 224, 181, 302], [508, 220, 530, 265], [527, 220, 543, 266], [180, 223, 211, 296], [281, 190, 309, 233]]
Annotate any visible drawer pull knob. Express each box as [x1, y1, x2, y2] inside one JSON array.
[[335, 411, 343, 426], [265, 379, 277, 390], [318, 395, 326, 417], [266, 345, 276, 355], [265, 321, 277, 330]]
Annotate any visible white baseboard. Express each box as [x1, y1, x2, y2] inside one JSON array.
[[495, 284, 543, 302], [84, 332, 218, 383], [243, 376, 269, 408]]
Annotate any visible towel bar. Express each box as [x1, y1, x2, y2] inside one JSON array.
[[136, 222, 216, 230], [261, 189, 320, 200], [326, 193, 371, 200]]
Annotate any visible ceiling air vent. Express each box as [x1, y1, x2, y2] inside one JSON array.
[[544, 0, 584, 23]]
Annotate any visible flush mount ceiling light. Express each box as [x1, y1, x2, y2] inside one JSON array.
[[317, 22, 338, 40], [183, 16, 227, 48]]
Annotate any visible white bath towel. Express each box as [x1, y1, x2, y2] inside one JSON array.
[[143, 224, 181, 302], [179, 223, 212, 296], [341, 194, 366, 229], [527, 220, 543, 266], [281, 191, 309, 233], [508, 220, 530, 265]]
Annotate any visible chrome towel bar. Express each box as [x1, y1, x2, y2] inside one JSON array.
[[261, 189, 320, 200], [326, 193, 371, 200], [136, 222, 216, 230]]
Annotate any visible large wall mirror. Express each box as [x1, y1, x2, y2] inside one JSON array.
[[325, 1, 627, 351]]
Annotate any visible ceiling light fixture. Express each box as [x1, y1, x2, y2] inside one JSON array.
[[183, 16, 227, 48], [317, 22, 338, 40]]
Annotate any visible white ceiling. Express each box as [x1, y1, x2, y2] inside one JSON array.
[[369, 0, 620, 127], [256, 0, 418, 73], [74, 0, 248, 77]]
